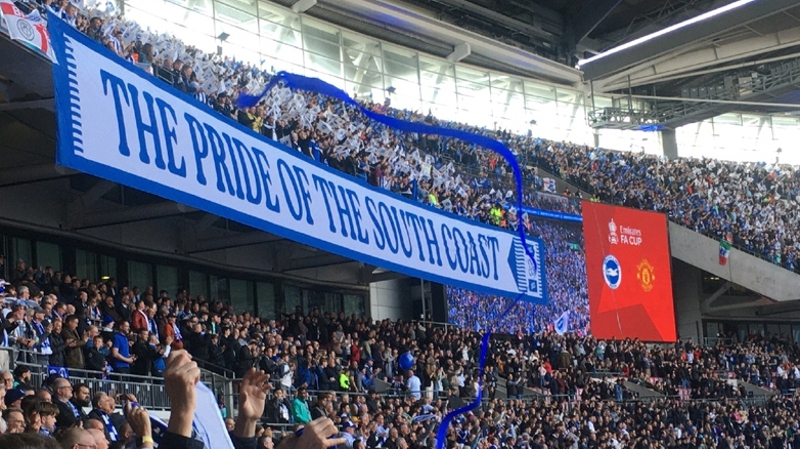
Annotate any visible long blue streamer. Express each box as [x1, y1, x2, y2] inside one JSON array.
[[238, 72, 538, 449], [237, 72, 538, 274]]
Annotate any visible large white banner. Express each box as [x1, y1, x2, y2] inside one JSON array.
[[49, 16, 547, 303]]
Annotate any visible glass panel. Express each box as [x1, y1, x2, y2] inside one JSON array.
[[258, 1, 301, 31], [345, 81, 385, 100], [342, 31, 378, 51], [423, 101, 459, 122], [35, 241, 61, 271], [217, 0, 256, 14], [343, 293, 365, 317], [219, 41, 260, 67], [217, 24, 261, 53], [343, 49, 382, 84], [306, 289, 325, 312], [383, 46, 417, 79], [305, 68, 346, 90], [324, 292, 341, 314], [489, 73, 519, 91], [385, 76, 420, 108], [302, 18, 341, 45], [419, 56, 454, 77], [189, 270, 208, 300], [260, 19, 301, 44], [713, 113, 742, 128], [76, 250, 98, 281], [420, 71, 455, 91], [525, 80, 556, 101], [124, 4, 169, 32], [166, 0, 213, 16], [215, 2, 258, 33], [766, 323, 780, 338], [99, 255, 117, 282], [170, 24, 217, 54], [128, 261, 154, 291], [260, 36, 303, 68], [304, 35, 341, 61], [230, 279, 253, 315], [156, 265, 179, 297], [10, 237, 32, 273], [284, 285, 302, 314], [211, 276, 230, 302], [492, 87, 524, 120], [256, 282, 276, 319], [164, 2, 214, 29], [305, 51, 343, 79], [457, 78, 490, 98], [421, 86, 457, 110], [455, 65, 489, 85]]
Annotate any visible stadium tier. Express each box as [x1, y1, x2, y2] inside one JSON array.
[[3, 1, 800, 449]]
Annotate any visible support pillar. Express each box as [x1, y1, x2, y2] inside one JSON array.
[[661, 128, 679, 160]]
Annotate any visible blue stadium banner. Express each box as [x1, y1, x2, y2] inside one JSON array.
[[48, 366, 69, 379], [48, 16, 547, 303]]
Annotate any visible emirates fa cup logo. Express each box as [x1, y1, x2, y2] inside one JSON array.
[[608, 219, 618, 245]]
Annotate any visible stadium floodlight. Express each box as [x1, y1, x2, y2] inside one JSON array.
[[292, 0, 317, 13], [577, 0, 757, 67]]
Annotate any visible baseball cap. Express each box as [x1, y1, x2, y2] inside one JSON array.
[[343, 420, 356, 429], [4, 388, 25, 407]]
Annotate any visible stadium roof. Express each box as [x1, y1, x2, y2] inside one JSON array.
[[297, 0, 800, 128]]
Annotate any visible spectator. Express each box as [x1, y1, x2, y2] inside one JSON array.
[[88, 393, 119, 443], [2, 407, 25, 434], [55, 427, 98, 449], [52, 378, 80, 429], [109, 320, 135, 378], [61, 315, 86, 370], [406, 370, 421, 401], [0, 432, 60, 448], [264, 388, 290, 424], [291, 387, 311, 424]]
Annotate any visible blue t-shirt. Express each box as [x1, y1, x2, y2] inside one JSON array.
[[112, 332, 130, 369]]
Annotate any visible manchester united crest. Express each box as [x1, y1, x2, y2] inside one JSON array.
[[636, 259, 655, 292]]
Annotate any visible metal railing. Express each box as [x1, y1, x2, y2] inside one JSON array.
[[3, 346, 235, 410]]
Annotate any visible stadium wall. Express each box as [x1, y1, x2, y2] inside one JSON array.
[[370, 279, 413, 321], [669, 222, 800, 302], [672, 259, 703, 341]]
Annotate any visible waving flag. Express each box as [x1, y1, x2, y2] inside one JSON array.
[[719, 238, 732, 265], [0, 0, 56, 62], [554, 311, 570, 335]]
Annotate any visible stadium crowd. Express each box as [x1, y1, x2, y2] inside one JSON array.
[[33, 0, 799, 276], [3, 3, 800, 449], [4, 268, 800, 448]]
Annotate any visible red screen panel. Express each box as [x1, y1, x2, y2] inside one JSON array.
[[581, 201, 677, 342]]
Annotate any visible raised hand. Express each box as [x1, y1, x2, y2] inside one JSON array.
[[233, 368, 272, 438], [297, 418, 347, 449], [164, 350, 200, 437]]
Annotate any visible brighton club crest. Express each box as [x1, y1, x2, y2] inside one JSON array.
[[602, 255, 621, 289]]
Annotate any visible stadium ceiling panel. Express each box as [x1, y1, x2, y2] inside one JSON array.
[[580, 0, 800, 83], [274, 0, 582, 84]]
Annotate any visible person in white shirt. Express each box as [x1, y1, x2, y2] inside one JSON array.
[[406, 369, 421, 400]]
